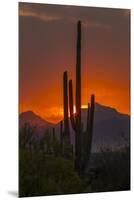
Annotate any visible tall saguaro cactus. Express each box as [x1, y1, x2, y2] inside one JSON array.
[[68, 21, 95, 175], [75, 21, 82, 173], [62, 20, 95, 175]]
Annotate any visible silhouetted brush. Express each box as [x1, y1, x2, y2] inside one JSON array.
[[60, 120, 63, 154]]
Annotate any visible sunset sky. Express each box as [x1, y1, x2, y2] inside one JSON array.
[[19, 2, 130, 124]]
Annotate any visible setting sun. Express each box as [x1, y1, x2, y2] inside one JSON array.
[[73, 105, 76, 114]]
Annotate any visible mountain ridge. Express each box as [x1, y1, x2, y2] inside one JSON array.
[[19, 102, 130, 125], [19, 110, 54, 127], [19, 103, 130, 151]]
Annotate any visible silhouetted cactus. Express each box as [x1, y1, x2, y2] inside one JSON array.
[[82, 95, 95, 173], [75, 21, 82, 174], [68, 21, 95, 175], [87, 95, 95, 153], [61, 20, 95, 175], [63, 71, 70, 144], [69, 80, 76, 130]]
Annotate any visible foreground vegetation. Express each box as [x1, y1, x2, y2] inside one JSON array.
[[19, 123, 130, 197]]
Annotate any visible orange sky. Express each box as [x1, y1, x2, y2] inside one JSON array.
[[19, 3, 130, 124]]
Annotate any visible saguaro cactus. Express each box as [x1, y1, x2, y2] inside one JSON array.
[[75, 20, 82, 173], [63, 71, 70, 143], [69, 80, 76, 130], [62, 20, 95, 175], [82, 95, 95, 172], [87, 95, 95, 149], [68, 21, 95, 175]]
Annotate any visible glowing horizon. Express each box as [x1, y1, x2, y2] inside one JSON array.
[[19, 3, 130, 124], [20, 101, 130, 124]]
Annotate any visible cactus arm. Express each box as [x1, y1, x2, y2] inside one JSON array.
[[83, 94, 95, 172], [69, 79, 76, 131], [63, 71, 70, 141], [88, 94, 95, 152], [86, 103, 90, 132]]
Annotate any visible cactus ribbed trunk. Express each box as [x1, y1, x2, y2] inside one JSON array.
[[75, 20, 82, 174], [76, 20, 81, 119], [63, 71, 70, 142], [87, 95, 95, 155], [69, 80, 76, 130], [87, 103, 90, 133]]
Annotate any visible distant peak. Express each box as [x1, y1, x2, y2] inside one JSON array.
[[19, 110, 55, 126], [20, 110, 35, 115], [81, 102, 118, 113], [95, 102, 101, 107], [25, 110, 34, 114], [95, 102, 117, 113]]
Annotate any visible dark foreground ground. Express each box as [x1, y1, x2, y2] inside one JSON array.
[[19, 146, 130, 197]]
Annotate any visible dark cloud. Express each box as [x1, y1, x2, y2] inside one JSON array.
[[19, 2, 130, 27]]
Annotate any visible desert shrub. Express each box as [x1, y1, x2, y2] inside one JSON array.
[[89, 146, 130, 192], [19, 150, 81, 197]]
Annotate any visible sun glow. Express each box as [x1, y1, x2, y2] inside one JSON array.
[[73, 105, 76, 114], [81, 105, 88, 109], [72, 105, 88, 114]]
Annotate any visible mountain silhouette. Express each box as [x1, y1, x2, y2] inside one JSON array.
[[19, 111, 53, 133], [19, 104, 130, 151], [89, 103, 129, 151], [55, 103, 130, 152]]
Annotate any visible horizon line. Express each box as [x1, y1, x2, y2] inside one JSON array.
[[19, 102, 130, 124]]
